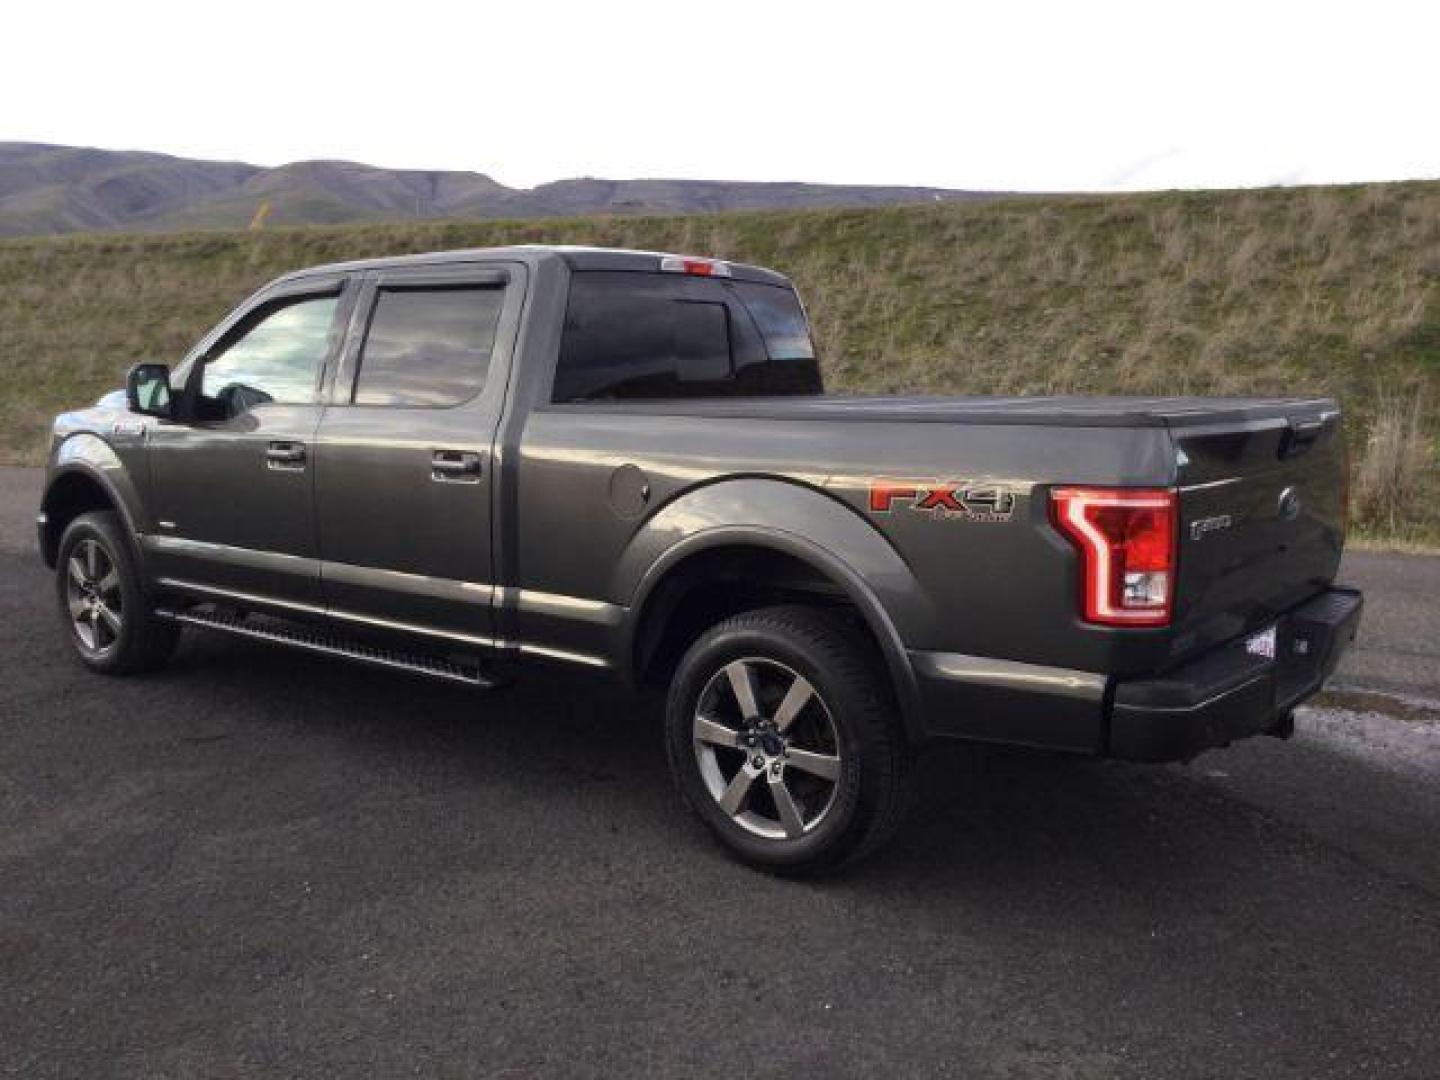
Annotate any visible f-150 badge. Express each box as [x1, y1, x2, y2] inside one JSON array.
[[869, 481, 1017, 522]]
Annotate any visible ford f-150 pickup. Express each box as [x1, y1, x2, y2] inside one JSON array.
[[37, 245, 1362, 871]]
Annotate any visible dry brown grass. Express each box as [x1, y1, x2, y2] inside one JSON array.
[[1354, 388, 1433, 536], [1, 180, 1437, 543]]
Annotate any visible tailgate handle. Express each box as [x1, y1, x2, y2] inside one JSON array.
[[1279, 418, 1324, 459]]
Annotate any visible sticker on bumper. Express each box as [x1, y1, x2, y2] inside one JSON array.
[[1245, 625, 1277, 660]]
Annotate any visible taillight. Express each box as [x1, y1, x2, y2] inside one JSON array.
[[1051, 487, 1178, 627], [659, 254, 732, 277]]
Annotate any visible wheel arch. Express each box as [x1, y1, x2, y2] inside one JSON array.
[[615, 479, 934, 742], [40, 436, 145, 568]]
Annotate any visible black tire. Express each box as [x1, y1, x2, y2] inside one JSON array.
[[55, 510, 181, 675], [664, 604, 913, 874]]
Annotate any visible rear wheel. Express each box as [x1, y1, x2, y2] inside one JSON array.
[[55, 511, 180, 675], [664, 605, 913, 873]]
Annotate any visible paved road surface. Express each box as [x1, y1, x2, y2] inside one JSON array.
[[2, 467, 1438, 1079]]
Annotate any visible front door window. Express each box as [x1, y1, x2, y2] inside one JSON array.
[[200, 296, 339, 419]]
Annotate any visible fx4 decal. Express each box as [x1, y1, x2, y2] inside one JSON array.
[[868, 481, 1018, 522]]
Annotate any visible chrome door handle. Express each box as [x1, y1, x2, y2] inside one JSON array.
[[266, 441, 307, 470], [431, 450, 482, 482]]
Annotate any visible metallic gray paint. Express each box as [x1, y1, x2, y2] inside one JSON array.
[[146, 403, 327, 603], [909, 650, 1108, 752], [144, 535, 321, 585], [38, 431, 150, 565], [311, 263, 526, 643], [153, 577, 326, 615], [593, 477, 928, 733]]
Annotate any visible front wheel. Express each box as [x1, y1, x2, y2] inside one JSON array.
[[664, 605, 913, 874], [55, 510, 181, 675]]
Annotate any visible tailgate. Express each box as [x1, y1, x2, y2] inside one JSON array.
[[1170, 399, 1347, 660]]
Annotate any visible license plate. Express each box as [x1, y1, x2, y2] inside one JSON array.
[[1245, 624, 1277, 660]]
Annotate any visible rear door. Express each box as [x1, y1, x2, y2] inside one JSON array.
[[312, 262, 525, 646]]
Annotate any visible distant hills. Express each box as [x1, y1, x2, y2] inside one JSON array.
[[0, 142, 995, 236]]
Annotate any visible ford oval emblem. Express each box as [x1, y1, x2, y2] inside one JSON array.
[[1277, 486, 1301, 521]]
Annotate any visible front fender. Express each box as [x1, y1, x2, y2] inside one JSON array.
[[613, 478, 938, 738], [39, 433, 149, 565]]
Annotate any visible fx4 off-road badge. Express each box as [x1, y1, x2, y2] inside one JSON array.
[[868, 481, 1017, 522]]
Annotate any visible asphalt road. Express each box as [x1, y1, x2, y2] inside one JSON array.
[[3, 466, 1439, 1079]]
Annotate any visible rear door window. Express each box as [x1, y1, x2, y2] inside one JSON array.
[[352, 285, 504, 407]]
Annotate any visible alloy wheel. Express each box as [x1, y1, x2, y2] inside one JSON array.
[[692, 657, 843, 840], [66, 538, 123, 654]]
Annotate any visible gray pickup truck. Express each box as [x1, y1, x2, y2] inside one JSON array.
[[38, 245, 1362, 871]]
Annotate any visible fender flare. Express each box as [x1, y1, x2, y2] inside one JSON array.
[[39, 435, 147, 566], [613, 478, 937, 741]]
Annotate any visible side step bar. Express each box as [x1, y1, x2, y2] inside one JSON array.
[[157, 607, 502, 689]]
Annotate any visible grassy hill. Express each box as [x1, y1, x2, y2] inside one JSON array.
[[1, 182, 1436, 545]]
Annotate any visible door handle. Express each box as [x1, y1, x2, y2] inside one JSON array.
[[266, 441, 307, 470], [431, 450, 482, 482]]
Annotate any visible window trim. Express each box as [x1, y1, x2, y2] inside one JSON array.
[[332, 268, 512, 412]]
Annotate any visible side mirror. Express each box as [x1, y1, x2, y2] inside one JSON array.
[[126, 363, 173, 419]]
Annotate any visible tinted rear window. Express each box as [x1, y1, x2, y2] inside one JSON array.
[[731, 281, 815, 361], [353, 286, 503, 407], [553, 272, 821, 402]]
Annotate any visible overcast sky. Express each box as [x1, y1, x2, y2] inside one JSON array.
[[4, 0, 1436, 192]]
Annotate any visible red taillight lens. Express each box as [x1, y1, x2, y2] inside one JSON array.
[[1051, 487, 1178, 627]]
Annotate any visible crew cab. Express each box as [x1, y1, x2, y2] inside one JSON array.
[[37, 245, 1362, 871]]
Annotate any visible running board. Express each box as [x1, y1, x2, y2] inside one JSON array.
[[157, 607, 502, 688]]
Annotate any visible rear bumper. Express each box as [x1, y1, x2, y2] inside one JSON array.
[[909, 587, 1361, 761], [1107, 587, 1363, 762]]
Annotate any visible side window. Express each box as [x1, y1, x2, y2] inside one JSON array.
[[554, 275, 736, 401], [729, 281, 822, 395], [553, 272, 823, 402], [352, 285, 503, 407], [201, 295, 339, 418], [730, 281, 815, 361]]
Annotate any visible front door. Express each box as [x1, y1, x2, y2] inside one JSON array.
[[312, 263, 523, 646], [145, 278, 351, 609]]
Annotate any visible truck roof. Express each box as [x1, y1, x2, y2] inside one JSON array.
[[274, 244, 792, 287]]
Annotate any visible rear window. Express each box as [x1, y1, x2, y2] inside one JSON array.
[[553, 272, 821, 402], [730, 281, 816, 361]]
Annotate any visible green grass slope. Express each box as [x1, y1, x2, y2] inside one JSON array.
[[1, 182, 1436, 544]]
